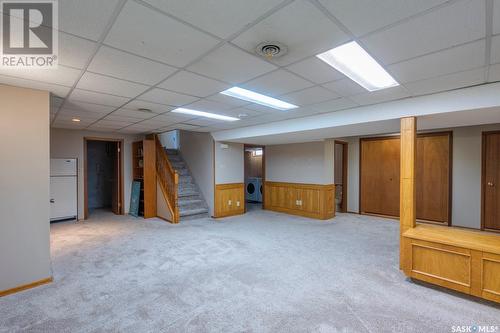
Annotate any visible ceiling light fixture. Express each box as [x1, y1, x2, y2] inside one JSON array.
[[316, 41, 399, 92], [220, 87, 298, 111], [172, 108, 239, 121], [71, 118, 81, 122]]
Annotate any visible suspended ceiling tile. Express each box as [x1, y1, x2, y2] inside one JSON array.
[[104, 1, 219, 67], [138, 88, 199, 106], [76, 72, 149, 98], [322, 79, 366, 96], [242, 69, 314, 97], [319, 0, 449, 37], [58, 32, 97, 69], [88, 46, 177, 85], [143, 0, 283, 39], [281, 86, 340, 106], [232, 0, 349, 66], [286, 57, 345, 84], [349, 85, 411, 105], [361, 0, 486, 64], [122, 100, 174, 114], [388, 40, 486, 83], [187, 44, 277, 84], [58, 0, 122, 41], [158, 71, 230, 98], [404, 67, 486, 96], [68, 89, 131, 107]]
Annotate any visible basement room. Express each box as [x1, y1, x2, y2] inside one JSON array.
[[0, 0, 499, 332]]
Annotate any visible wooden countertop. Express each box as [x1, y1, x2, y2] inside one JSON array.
[[403, 224, 500, 255]]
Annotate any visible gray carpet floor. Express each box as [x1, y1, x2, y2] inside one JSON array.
[[1, 209, 499, 333]]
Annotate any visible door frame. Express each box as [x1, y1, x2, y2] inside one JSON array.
[[481, 131, 500, 232], [334, 140, 348, 213], [83, 137, 124, 219], [244, 144, 266, 212]]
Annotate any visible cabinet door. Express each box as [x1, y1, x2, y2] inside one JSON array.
[[50, 177, 77, 220]]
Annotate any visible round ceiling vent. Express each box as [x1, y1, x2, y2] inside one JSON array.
[[256, 42, 288, 60]]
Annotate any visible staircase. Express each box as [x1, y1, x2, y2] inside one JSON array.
[[164, 149, 209, 220]]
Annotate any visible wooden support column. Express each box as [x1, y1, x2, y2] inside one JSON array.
[[400, 117, 417, 274]]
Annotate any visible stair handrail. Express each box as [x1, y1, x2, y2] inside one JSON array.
[[154, 135, 179, 223]]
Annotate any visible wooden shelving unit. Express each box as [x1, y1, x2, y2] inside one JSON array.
[[132, 139, 156, 218]]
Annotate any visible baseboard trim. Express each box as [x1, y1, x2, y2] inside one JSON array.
[[0, 277, 53, 297]]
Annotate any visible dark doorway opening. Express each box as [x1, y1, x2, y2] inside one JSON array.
[[244, 145, 265, 212], [334, 141, 348, 213], [84, 138, 124, 219]]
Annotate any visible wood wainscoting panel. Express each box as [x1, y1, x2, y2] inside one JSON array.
[[482, 252, 500, 302], [264, 182, 335, 220], [410, 239, 471, 293], [214, 183, 245, 218]]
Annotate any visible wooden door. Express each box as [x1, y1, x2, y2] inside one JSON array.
[[111, 142, 120, 215], [483, 132, 500, 231], [360, 133, 451, 222], [416, 133, 451, 224], [360, 137, 400, 216]]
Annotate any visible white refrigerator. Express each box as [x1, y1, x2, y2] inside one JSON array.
[[50, 159, 78, 221]]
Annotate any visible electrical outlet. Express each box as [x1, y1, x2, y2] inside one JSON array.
[[228, 200, 232, 206], [236, 201, 240, 207]]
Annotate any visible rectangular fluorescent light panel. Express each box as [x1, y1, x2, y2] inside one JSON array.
[[316, 41, 399, 92], [220, 87, 298, 111], [172, 108, 239, 121]]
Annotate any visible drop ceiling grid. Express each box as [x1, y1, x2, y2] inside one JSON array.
[[0, 0, 494, 134]]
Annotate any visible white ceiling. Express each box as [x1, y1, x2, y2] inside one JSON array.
[[0, 0, 498, 135]]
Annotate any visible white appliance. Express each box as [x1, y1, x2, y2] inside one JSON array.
[[256, 178, 263, 203], [245, 177, 259, 202], [50, 158, 77, 221], [246, 177, 263, 203]]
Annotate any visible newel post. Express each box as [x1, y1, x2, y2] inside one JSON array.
[[400, 117, 417, 273]]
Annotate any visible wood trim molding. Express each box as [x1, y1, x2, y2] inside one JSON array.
[[0, 277, 53, 297], [264, 181, 335, 220], [214, 183, 245, 218]]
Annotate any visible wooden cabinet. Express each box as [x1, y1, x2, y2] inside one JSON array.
[[403, 225, 500, 303], [214, 183, 245, 218], [264, 182, 335, 220], [360, 132, 451, 224]]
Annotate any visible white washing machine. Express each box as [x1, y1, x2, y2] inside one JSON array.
[[245, 177, 259, 202], [256, 178, 263, 203]]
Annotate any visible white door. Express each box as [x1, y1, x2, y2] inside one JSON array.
[[50, 176, 77, 220]]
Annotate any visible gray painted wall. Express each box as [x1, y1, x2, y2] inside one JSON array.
[[179, 131, 215, 216], [214, 142, 244, 185], [341, 124, 500, 229], [50, 129, 141, 220], [159, 130, 179, 149], [0, 85, 51, 291], [266, 141, 334, 184]]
